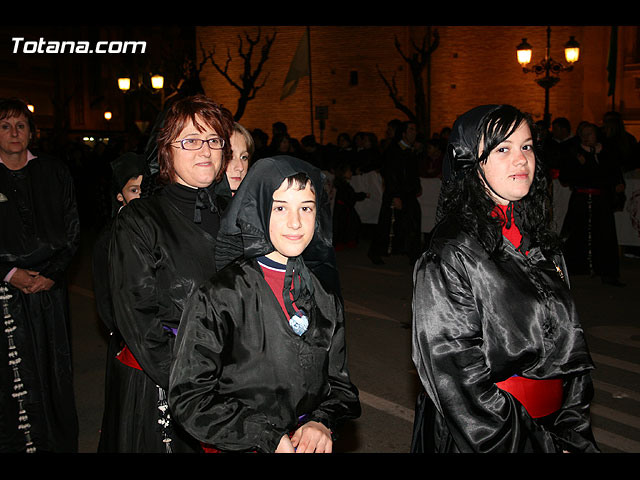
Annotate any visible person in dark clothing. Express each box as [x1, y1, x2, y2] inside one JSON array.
[[169, 155, 361, 453], [300, 135, 328, 171], [411, 104, 598, 453], [543, 117, 577, 180], [335, 132, 355, 170], [560, 122, 626, 285], [368, 121, 422, 265], [105, 94, 235, 452], [418, 138, 444, 178], [251, 128, 270, 161], [0, 98, 80, 452], [354, 132, 382, 174], [91, 151, 146, 453], [602, 110, 640, 172], [332, 162, 368, 250]]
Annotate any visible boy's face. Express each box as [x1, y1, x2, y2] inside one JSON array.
[[117, 175, 143, 205], [267, 178, 316, 264]]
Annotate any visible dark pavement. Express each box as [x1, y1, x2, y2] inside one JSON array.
[[67, 227, 640, 453]]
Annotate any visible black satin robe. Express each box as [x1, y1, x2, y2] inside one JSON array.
[[104, 184, 226, 453], [168, 258, 361, 453], [411, 216, 599, 453], [0, 154, 80, 452]]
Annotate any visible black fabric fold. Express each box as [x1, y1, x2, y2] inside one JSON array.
[[411, 202, 598, 453]]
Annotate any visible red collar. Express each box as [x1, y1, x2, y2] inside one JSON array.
[[492, 204, 523, 250]]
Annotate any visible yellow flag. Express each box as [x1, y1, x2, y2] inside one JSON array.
[[281, 29, 310, 101]]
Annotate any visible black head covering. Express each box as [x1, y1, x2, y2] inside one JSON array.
[[442, 104, 501, 183], [437, 104, 534, 252], [111, 152, 146, 193], [215, 155, 333, 318]]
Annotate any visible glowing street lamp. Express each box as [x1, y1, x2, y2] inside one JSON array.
[[117, 74, 164, 92], [117, 77, 131, 92], [516, 26, 580, 129], [151, 74, 164, 90], [564, 36, 580, 64], [516, 38, 532, 66]]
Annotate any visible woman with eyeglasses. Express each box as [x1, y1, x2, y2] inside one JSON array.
[[102, 94, 235, 452]]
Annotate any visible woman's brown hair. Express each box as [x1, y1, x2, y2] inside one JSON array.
[[157, 94, 235, 184]]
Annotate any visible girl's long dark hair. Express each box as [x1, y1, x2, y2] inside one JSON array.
[[439, 106, 561, 255]]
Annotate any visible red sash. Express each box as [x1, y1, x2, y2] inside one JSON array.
[[116, 344, 142, 370], [496, 376, 563, 418]]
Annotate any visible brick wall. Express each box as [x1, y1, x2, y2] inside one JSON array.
[[197, 25, 609, 145]]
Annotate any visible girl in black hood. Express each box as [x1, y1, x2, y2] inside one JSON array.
[[411, 105, 599, 453], [169, 155, 360, 453]]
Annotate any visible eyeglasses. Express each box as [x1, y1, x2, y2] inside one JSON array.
[[172, 137, 225, 150]]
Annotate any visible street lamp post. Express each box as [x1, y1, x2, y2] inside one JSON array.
[[117, 73, 165, 132], [516, 26, 580, 130]]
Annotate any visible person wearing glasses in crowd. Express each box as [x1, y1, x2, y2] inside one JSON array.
[[411, 105, 598, 453], [105, 94, 234, 452]]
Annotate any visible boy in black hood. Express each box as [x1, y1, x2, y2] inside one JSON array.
[[169, 155, 360, 453]]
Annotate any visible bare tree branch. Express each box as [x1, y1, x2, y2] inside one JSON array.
[[380, 29, 439, 136], [204, 27, 277, 121], [376, 64, 416, 123]]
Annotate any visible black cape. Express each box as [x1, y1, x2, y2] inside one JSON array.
[[411, 214, 598, 453], [102, 181, 228, 452], [0, 153, 80, 452], [169, 156, 361, 452], [412, 105, 598, 453]]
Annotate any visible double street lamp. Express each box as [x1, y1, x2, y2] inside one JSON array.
[[117, 74, 165, 94], [516, 26, 580, 129], [117, 73, 165, 132]]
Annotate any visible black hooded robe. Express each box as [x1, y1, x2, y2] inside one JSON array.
[[0, 154, 80, 452], [102, 182, 229, 453], [168, 156, 361, 452]]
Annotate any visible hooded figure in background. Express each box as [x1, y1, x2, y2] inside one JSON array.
[[411, 105, 598, 453], [91, 152, 146, 453], [169, 155, 360, 453]]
